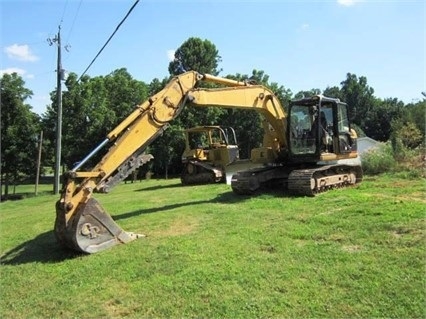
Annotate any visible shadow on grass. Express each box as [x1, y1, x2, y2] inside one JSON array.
[[113, 191, 252, 221], [1, 190, 53, 202], [0, 231, 82, 265], [112, 199, 213, 220], [216, 190, 256, 203], [133, 182, 183, 192]]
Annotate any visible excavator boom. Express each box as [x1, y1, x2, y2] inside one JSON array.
[[55, 71, 284, 253]]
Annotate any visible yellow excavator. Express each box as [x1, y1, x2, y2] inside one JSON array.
[[55, 71, 362, 253]]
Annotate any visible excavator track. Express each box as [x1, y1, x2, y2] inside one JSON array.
[[288, 165, 362, 196], [231, 164, 362, 196]]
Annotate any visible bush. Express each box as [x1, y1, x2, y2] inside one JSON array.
[[361, 141, 425, 177], [361, 142, 397, 175]]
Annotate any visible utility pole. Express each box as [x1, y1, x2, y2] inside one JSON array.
[[35, 131, 43, 196], [49, 26, 63, 194]]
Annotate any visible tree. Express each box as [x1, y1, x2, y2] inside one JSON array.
[[168, 37, 225, 128], [1, 73, 40, 197], [148, 77, 169, 96], [42, 69, 149, 170], [43, 72, 106, 170], [323, 86, 343, 101], [294, 89, 321, 100], [168, 37, 222, 76], [104, 68, 148, 122], [363, 98, 404, 141], [150, 125, 185, 179], [404, 100, 426, 137], [340, 73, 375, 128]]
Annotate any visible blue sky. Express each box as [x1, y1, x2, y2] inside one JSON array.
[[1, 0, 425, 115]]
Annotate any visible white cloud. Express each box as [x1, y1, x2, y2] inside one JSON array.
[[4, 44, 39, 62], [301, 23, 310, 30], [0, 67, 26, 76], [0, 67, 34, 79], [337, 0, 360, 6], [167, 49, 175, 61]]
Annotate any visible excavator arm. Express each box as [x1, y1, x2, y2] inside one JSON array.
[[55, 71, 288, 253], [187, 85, 287, 158]]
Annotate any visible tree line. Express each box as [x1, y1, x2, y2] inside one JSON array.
[[1, 37, 424, 196]]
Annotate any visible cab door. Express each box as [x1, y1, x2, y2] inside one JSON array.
[[333, 102, 357, 154]]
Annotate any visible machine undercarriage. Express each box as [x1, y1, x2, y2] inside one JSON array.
[[231, 162, 363, 196]]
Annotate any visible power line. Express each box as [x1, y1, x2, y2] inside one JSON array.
[[65, 0, 83, 44], [58, 0, 69, 28], [77, 0, 140, 82]]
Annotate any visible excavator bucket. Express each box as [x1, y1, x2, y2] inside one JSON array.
[[55, 198, 143, 254]]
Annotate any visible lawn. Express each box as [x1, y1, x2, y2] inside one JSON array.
[[0, 174, 425, 318]]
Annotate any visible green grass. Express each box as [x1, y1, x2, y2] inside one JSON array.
[[1, 175, 425, 318]]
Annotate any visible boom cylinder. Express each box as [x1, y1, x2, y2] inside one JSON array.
[[201, 74, 249, 87], [71, 138, 109, 171]]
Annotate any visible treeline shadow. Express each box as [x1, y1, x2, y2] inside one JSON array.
[[0, 231, 82, 266], [1, 190, 53, 202]]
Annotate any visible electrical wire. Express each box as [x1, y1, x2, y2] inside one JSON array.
[[58, 0, 69, 28], [77, 0, 140, 82], [65, 0, 83, 44]]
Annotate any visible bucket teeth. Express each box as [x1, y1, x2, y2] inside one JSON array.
[[54, 198, 144, 254]]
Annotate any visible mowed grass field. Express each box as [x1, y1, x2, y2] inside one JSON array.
[[1, 174, 425, 318]]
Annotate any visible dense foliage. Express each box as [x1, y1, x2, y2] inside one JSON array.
[[0, 73, 40, 196], [1, 37, 424, 195], [42, 68, 149, 170]]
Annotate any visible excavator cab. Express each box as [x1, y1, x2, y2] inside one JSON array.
[[287, 95, 358, 163], [181, 126, 240, 184]]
